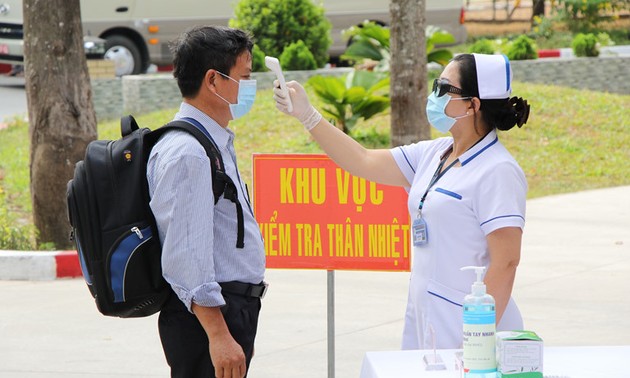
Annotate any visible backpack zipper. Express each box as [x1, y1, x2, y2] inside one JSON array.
[[131, 226, 144, 239]]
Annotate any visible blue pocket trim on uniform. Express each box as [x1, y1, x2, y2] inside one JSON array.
[[427, 279, 465, 307], [435, 187, 462, 200], [428, 291, 463, 307]]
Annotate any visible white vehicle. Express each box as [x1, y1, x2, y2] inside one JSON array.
[[0, 0, 466, 76], [324, 0, 467, 57]]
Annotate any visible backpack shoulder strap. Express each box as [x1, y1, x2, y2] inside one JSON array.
[[159, 120, 224, 178], [151, 118, 245, 249]]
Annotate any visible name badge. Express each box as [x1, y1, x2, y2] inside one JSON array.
[[412, 217, 428, 246]]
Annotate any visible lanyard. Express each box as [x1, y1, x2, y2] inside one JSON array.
[[417, 146, 458, 216]]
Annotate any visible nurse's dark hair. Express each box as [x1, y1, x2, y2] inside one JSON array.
[[452, 54, 530, 132], [170, 25, 253, 98]]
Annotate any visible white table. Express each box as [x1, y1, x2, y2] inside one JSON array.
[[360, 346, 630, 378]]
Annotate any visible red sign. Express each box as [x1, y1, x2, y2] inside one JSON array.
[[253, 154, 410, 271]]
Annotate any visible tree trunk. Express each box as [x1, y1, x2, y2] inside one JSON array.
[[532, 0, 546, 21], [23, 0, 97, 248], [389, 0, 429, 147]]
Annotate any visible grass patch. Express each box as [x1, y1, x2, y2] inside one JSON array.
[[497, 82, 630, 197], [1, 83, 629, 248], [0, 118, 36, 249]]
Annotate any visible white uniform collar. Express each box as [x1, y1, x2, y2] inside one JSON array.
[[452, 129, 499, 167]]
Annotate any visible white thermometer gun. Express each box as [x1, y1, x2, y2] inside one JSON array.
[[265, 56, 293, 113]]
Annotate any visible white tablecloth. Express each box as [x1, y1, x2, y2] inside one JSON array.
[[360, 346, 630, 378]]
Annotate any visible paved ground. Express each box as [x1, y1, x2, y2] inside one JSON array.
[[0, 185, 628, 377]]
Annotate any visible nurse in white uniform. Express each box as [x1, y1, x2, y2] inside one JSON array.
[[272, 53, 531, 350]]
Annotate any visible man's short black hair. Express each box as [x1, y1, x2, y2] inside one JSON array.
[[171, 25, 253, 98]]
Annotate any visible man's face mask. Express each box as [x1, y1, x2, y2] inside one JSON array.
[[214, 71, 257, 119]]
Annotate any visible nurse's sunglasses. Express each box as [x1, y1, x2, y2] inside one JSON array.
[[432, 78, 469, 98]]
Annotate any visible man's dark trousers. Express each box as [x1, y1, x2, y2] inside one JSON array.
[[158, 289, 262, 378]]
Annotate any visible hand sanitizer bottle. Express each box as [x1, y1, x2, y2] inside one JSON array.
[[461, 266, 497, 378]]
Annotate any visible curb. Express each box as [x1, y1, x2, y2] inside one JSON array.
[[537, 48, 573, 58], [538, 49, 561, 58], [538, 45, 630, 59], [0, 250, 82, 280]]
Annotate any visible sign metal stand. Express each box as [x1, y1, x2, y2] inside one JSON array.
[[327, 270, 335, 378]]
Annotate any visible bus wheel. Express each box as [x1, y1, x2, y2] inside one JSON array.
[[104, 35, 142, 76]]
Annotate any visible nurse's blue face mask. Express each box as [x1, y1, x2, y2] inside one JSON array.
[[214, 71, 257, 120], [426, 78, 472, 133]]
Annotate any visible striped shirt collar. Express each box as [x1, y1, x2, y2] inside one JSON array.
[[174, 102, 234, 150]]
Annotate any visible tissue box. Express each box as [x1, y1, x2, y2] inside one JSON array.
[[496, 330, 543, 378]]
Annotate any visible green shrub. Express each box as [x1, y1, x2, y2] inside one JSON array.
[[572, 33, 600, 57], [341, 22, 455, 70], [251, 44, 266, 72], [531, 15, 555, 39], [604, 29, 630, 45], [279, 40, 318, 71], [341, 21, 391, 69], [468, 38, 495, 54], [506, 35, 538, 60], [307, 70, 390, 134], [0, 204, 35, 250], [425, 26, 457, 67], [0, 223, 35, 250], [596, 32, 613, 47], [230, 0, 332, 68], [555, 0, 629, 32], [350, 126, 390, 148], [532, 32, 575, 50]]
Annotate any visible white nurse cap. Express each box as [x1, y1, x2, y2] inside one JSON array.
[[473, 54, 512, 99]]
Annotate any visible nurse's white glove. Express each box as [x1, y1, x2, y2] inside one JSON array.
[[273, 80, 322, 131]]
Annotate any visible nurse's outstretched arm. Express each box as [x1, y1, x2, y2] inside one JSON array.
[[484, 226, 522, 324], [273, 80, 409, 187]]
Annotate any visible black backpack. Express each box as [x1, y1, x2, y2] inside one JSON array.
[[66, 115, 244, 318]]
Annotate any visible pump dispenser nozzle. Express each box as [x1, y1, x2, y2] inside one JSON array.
[[460, 266, 487, 296]]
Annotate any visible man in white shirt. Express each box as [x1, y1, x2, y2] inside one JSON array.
[[147, 25, 266, 378]]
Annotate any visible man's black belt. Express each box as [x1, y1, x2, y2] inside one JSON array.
[[219, 281, 268, 299]]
